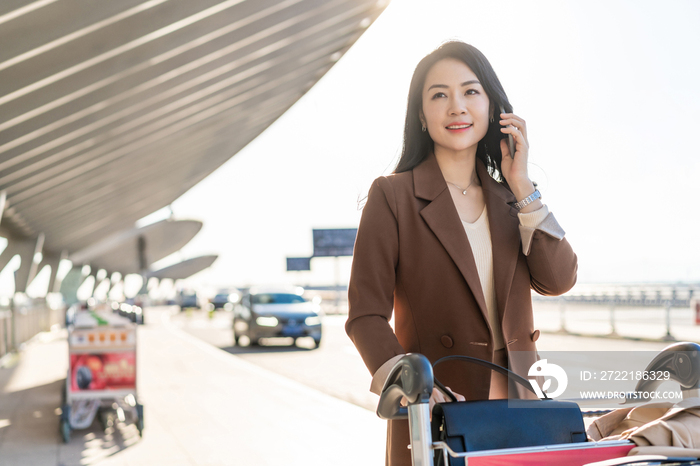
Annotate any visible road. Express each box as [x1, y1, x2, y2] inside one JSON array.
[[167, 306, 680, 413], [167, 308, 380, 411]]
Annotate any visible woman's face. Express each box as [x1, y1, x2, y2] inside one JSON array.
[[420, 58, 491, 156]]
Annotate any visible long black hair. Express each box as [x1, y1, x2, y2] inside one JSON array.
[[394, 41, 513, 182]]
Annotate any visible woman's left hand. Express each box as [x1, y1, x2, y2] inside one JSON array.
[[498, 113, 540, 207]]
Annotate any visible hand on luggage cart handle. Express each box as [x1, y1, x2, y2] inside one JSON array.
[[377, 353, 552, 420], [377, 353, 433, 420]]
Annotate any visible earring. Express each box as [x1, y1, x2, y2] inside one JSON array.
[[421, 125, 426, 132]]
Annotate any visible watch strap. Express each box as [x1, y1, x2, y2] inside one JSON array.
[[513, 189, 541, 210]]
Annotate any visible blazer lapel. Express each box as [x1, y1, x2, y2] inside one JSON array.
[[414, 154, 489, 324], [477, 160, 521, 323], [414, 154, 522, 329]]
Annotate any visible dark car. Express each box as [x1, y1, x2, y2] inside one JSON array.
[[209, 291, 239, 311], [113, 301, 143, 324], [177, 291, 199, 311], [233, 287, 322, 348]]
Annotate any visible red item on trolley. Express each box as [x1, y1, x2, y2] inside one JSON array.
[[70, 352, 136, 391], [445, 441, 635, 466]]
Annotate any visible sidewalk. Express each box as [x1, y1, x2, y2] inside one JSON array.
[[0, 309, 385, 466]]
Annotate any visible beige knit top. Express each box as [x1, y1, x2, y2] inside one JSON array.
[[461, 203, 550, 350], [461, 204, 502, 349]]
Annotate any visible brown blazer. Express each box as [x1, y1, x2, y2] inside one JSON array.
[[345, 153, 578, 465]]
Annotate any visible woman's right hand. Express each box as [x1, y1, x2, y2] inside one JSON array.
[[401, 386, 465, 419], [429, 386, 465, 414]]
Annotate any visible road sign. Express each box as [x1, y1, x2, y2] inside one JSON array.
[[312, 229, 357, 257], [286, 257, 311, 271]]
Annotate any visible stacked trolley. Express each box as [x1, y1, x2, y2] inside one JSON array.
[[378, 342, 700, 466], [60, 308, 143, 443]]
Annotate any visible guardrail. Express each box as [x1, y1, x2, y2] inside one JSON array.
[[533, 284, 700, 341], [0, 298, 66, 360]]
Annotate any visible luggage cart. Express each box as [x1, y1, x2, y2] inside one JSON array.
[[377, 342, 700, 466], [60, 309, 143, 443]]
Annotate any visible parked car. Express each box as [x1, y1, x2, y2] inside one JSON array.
[[112, 301, 143, 324], [233, 287, 322, 348], [177, 291, 199, 311], [209, 290, 239, 311]]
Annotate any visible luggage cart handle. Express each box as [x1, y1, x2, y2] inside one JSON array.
[[377, 353, 433, 420], [377, 353, 541, 419], [634, 342, 700, 399]]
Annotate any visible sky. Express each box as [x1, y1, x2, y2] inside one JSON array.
[[140, 0, 700, 293]]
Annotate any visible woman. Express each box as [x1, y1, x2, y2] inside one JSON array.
[[345, 41, 578, 465]]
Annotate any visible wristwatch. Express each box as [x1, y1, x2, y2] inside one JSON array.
[[513, 188, 541, 210]]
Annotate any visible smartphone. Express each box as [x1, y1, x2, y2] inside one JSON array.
[[500, 105, 515, 159]]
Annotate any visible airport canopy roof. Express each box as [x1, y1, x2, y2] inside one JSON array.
[[0, 0, 387, 271], [147, 255, 219, 280], [68, 219, 203, 273]]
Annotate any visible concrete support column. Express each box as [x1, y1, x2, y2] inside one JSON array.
[[92, 269, 112, 301], [137, 234, 149, 297], [10, 234, 45, 293], [85, 269, 97, 299], [106, 272, 121, 300], [55, 251, 69, 293], [146, 276, 159, 302], [112, 279, 125, 302], [0, 246, 16, 275], [38, 251, 64, 294], [59, 266, 86, 307], [0, 191, 6, 228]]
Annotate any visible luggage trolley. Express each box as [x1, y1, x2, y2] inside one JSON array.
[[377, 342, 700, 466], [60, 309, 143, 443]]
